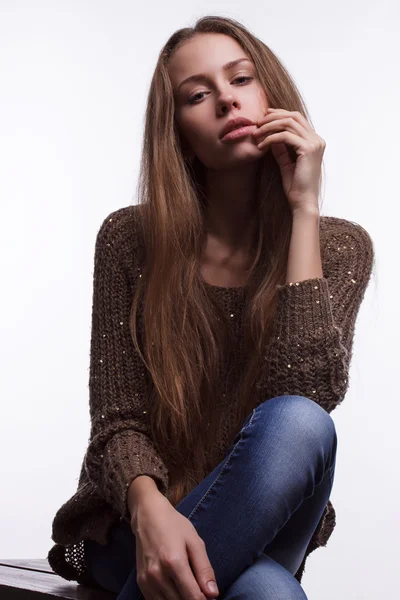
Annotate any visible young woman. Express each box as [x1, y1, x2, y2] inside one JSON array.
[[48, 15, 375, 600]]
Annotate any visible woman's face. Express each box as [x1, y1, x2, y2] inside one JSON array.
[[168, 33, 270, 170]]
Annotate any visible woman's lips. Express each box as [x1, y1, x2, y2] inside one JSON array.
[[220, 124, 256, 142]]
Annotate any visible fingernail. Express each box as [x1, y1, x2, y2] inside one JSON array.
[[207, 581, 218, 594]]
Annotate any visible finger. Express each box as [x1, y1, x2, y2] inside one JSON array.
[[138, 563, 177, 600], [186, 538, 219, 598], [253, 116, 310, 141], [168, 552, 211, 600], [142, 574, 181, 600], [264, 109, 315, 132], [256, 130, 305, 152]]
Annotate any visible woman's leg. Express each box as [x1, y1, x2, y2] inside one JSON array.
[[85, 395, 337, 599], [85, 519, 137, 594], [223, 554, 308, 600], [261, 448, 336, 576], [108, 551, 309, 600]]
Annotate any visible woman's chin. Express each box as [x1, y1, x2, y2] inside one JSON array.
[[223, 146, 266, 166], [195, 142, 267, 169]]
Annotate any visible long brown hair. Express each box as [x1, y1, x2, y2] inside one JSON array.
[[129, 15, 324, 506]]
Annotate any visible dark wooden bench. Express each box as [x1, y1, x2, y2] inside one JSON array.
[[0, 559, 117, 599]]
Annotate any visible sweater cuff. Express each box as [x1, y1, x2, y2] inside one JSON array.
[[86, 429, 170, 522], [274, 277, 336, 343]]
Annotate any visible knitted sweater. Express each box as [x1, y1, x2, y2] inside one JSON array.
[[47, 204, 374, 589]]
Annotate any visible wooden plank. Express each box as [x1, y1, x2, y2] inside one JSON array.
[[0, 560, 116, 600], [0, 559, 53, 574]]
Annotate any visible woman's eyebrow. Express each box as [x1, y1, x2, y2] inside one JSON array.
[[177, 58, 253, 91]]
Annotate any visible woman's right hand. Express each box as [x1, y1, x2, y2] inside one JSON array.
[[131, 493, 220, 600]]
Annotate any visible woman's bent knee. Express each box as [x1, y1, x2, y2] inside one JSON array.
[[224, 554, 308, 600], [257, 394, 337, 450]]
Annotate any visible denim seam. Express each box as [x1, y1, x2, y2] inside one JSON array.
[[187, 408, 257, 521], [328, 462, 335, 488], [300, 462, 335, 508]]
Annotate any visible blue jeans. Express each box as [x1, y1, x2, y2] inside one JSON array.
[[84, 395, 337, 599]]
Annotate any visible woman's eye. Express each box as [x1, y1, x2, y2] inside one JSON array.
[[188, 76, 253, 104]]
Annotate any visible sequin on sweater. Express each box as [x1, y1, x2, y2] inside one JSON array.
[[47, 204, 374, 588]]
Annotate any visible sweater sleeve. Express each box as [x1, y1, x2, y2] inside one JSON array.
[[256, 219, 375, 413], [84, 210, 169, 521]]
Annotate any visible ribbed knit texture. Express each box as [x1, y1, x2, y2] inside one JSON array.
[[47, 204, 374, 588]]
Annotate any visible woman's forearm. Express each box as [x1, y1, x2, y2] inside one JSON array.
[[128, 475, 162, 530], [286, 205, 323, 284]]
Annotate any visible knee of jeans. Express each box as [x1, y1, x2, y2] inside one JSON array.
[[259, 394, 337, 451], [225, 554, 307, 600]]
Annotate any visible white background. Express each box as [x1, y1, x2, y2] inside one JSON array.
[[1, 1, 397, 598]]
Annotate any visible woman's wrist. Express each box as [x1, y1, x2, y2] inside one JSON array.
[[128, 475, 164, 532]]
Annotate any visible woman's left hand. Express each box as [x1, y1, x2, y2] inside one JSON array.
[[252, 108, 325, 213]]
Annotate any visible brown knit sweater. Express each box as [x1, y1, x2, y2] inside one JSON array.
[[47, 204, 375, 588]]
